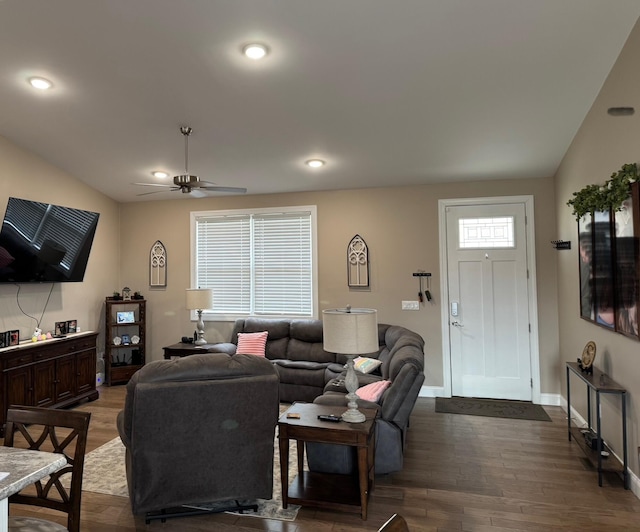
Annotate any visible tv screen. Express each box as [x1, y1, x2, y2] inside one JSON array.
[[0, 197, 100, 283]]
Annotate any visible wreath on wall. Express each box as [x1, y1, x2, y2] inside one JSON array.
[[567, 163, 640, 220]]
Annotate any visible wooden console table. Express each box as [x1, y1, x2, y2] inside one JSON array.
[[566, 361, 628, 489], [278, 402, 376, 520]]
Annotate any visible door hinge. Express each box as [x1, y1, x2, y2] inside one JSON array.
[[530, 378, 533, 388], [529, 324, 531, 333]]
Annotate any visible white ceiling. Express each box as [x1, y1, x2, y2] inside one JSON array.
[[1, 0, 639, 203]]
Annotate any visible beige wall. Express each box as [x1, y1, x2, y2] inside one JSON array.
[[119, 175, 559, 392], [555, 19, 640, 475], [0, 136, 120, 352]]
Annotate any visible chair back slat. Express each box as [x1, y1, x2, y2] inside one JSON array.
[[4, 406, 91, 532]]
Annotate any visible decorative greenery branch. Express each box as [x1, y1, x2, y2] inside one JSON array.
[[567, 163, 640, 220]]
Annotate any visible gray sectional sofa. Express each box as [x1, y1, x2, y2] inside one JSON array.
[[209, 317, 425, 474]]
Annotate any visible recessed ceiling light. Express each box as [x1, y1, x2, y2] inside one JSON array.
[[305, 159, 325, 168], [607, 107, 635, 116], [243, 43, 268, 60], [151, 171, 169, 179], [28, 77, 53, 90]]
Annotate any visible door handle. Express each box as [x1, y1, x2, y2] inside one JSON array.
[[451, 321, 464, 327]]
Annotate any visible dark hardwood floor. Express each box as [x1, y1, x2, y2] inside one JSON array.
[[9, 386, 640, 531]]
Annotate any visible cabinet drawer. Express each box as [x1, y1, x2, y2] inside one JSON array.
[[65, 337, 97, 353], [4, 353, 34, 369]]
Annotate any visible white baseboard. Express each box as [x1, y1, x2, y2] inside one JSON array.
[[419, 385, 445, 397]]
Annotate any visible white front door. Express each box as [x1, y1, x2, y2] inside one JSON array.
[[445, 202, 532, 400]]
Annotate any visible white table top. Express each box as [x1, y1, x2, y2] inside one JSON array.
[[0, 447, 67, 500]]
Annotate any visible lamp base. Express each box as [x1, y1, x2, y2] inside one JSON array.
[[341, 355, 366, 423], [194, 311, 207, 345], [342, 392, 366, 423]]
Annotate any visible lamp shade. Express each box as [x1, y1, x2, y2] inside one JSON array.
[[322, 307, 378, 354], [185, 288, 213, 310]]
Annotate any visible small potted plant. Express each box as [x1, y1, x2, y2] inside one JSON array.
[[132, 291, 144, 300], [110, 291, 122, 301]]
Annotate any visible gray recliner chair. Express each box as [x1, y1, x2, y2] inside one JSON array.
[[116, 353, 280, 519]]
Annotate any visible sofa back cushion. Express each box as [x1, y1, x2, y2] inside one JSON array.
[[287, 320, 335, 363]]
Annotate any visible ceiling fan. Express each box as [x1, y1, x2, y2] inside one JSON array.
[[133, 126, 247, 196]]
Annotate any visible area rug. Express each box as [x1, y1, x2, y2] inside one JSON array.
[[79, 435, 301, 521], [435, 396, 552, 422]]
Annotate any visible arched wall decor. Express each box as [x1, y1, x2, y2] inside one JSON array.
[[149, 240, 167, 287], [347, 234, 369, 287]]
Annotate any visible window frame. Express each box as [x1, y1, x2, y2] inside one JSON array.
[[190, 205, 318, 322]]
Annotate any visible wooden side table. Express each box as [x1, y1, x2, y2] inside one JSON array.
[[278, 402, 376, 520], [162, 342, 219, 359]]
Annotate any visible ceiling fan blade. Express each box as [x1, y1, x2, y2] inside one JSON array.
[[131, 182, 174, 188], [136, 187, 180, 196], [199, 185, 248, 193]]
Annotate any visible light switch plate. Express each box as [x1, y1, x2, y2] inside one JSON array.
[[401, 300, 420, 311]]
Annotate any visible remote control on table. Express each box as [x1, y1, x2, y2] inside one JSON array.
[[317, 414, 341, 422]]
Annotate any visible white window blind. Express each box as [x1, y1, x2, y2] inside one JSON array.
[[192, 206, 316, 318]]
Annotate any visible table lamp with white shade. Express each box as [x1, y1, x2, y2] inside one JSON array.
[[322, 306, 378, 423], [186, 288, 213, 345]]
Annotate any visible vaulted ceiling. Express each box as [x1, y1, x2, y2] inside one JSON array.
[[1, 0, 639, 202]]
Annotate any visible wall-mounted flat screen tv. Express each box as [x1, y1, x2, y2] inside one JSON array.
[[0, 197, 100, 283]]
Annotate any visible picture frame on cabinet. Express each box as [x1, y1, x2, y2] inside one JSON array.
[[9, 330, 19, 346], [55, 321, 67, 336], [67, 320, 77, 333]]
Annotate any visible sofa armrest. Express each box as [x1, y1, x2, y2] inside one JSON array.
[[206, 342, 237, 355], [116, 410, 130, 449], [313, 390, 381, 412]]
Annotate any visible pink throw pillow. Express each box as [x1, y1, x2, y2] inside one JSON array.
[[356, 380, 391, 403], [236, 331, 268, 356]]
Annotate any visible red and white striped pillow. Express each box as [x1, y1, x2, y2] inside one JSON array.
[[236, 331, 269, 357]]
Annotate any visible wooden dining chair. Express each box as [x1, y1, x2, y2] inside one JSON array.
[[378, 513, 410, 532], [3, 406, 91, 532]]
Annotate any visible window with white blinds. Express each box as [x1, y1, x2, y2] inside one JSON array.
[[191, 206, 317, 319]]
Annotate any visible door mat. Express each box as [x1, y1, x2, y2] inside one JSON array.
[[435, 397, 552, 422]]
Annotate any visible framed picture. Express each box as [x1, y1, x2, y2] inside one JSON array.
[[9, 330, 19, 346], [577, 182, 640, 340], [0, 332, 8, 348], [55, 321, 68, 336], [67, 320, 77, 333], [116, 311, 135, 324]]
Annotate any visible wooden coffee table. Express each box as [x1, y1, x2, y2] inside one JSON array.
[[278, 402, 376, 520]]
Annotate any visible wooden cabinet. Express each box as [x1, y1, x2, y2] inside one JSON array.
[[104, 299, 146, 385], [0, 332, 99, 434]]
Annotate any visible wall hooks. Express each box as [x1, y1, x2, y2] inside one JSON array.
[[413, 271, 432, 302], [551, 240, 571, 250]]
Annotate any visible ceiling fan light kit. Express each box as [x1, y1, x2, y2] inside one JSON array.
[[133, 126, 247, 196]]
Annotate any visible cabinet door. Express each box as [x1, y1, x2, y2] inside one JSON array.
[[33, 359, 56, 407], [6, 366, 33, 408], [55, 355, 76, 402], [76, 350, 96, 395]]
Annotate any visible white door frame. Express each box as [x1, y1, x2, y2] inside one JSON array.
[[438, 195, 541, 403]]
